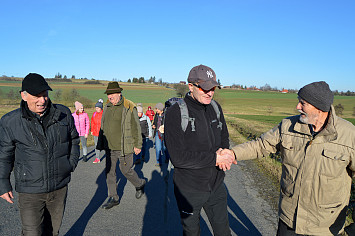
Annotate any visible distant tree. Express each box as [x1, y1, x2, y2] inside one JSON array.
[[53, 90, 62, 101], [175, 84, 188, 98], [64, 75, 67, 79], [260, 83, 272, 91], [132, 77, 138, 83], [7, 89, 15, 100], [71, 75, 75, 79], [127, 78, 132, 83], [138, 77, 145, 83], [267, 105, 273, 115], [55, 72, 62, 79], [217, 79, 221, 86], [148, 76, 156, 83], [334, 104, 344, 116], [158, 78, 163, 85]]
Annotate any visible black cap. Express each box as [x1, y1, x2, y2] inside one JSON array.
[[21, 73, 52, 95], [187, 65, 220, 90], [298, 81, 334, 112]]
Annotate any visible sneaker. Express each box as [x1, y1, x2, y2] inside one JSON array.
[[102, 197, 119, 209], [135, 182, 145, 199], [93, 158, 100, 163]]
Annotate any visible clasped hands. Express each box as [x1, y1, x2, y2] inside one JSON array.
[[216, 148, 237, 171]]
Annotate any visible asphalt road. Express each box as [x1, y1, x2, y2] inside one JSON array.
[[0, 141, 278, 235]]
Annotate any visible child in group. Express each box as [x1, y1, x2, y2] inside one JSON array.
[[91, 99, 104, 163], [145, 106, 155, 122], [72, 101, 90, 162]]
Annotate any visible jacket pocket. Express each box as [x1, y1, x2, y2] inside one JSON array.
[[280, 164, 296, 197], [58, 121, 69, 143], [280, 140, 303, 168], [57, 156, 72, 182], [320, 149, 348, 177], [14, 161, 44, 187]]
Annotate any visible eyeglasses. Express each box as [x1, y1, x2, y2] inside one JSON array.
[[191, 83, 216, 93]]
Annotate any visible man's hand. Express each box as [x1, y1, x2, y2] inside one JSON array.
[[216, 149, 237, 171], [0, 191, 14, 204], [221, 149, 237, 165], [134, 147, 141, 155]]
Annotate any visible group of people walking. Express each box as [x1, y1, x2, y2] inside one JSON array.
[[0, 66, 354, 236]]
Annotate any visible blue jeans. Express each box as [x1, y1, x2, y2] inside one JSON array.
[[134, 137, 149, 160], [155, 132, 168, 164]]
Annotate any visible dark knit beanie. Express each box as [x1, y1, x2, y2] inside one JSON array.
[[298, 81, 334, 112]]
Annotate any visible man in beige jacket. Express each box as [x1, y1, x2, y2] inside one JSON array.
[[222, 81, 355, 235]]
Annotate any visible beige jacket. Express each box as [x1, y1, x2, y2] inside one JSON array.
[[232, 106, 355, 235]]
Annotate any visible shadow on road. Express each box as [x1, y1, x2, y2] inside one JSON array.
[[227, 188, 262, 236], [64, 153, 128, 236]]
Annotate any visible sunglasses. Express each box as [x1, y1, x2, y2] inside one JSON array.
[[191, 83, 216, 93]]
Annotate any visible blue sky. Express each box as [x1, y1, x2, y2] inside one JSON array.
[[1, 0, 354, 91]]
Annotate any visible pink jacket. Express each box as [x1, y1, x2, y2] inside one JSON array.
[[72, 112, 90, 136]]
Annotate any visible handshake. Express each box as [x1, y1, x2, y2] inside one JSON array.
[[216, 148, 237, 171]]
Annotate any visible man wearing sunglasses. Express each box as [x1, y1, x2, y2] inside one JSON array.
[[165, 65, 235, 235]]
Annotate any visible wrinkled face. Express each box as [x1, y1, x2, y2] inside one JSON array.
[[188, 83, 216, 105], [138, 112, 143, 117], [107, 93, 121, 105], [95, 107, 102, 113], [296, 98, 320, 125], [21, 90, 49, 115]]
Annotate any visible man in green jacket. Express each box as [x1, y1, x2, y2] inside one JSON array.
[[98, 82, 146, 209], [221, 81, 355, 235]]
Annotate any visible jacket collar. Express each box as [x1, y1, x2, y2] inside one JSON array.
[[185, 92, 208, 111], [293, 105, 337, 142], [21, 99, 52, 120]]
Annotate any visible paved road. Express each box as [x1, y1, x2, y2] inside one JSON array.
[[0, 140, 278, 235]]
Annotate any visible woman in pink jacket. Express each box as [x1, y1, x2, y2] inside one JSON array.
[[72, 101, 90, 162]]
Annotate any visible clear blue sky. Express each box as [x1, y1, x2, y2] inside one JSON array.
[[1, 0, 354, 91]]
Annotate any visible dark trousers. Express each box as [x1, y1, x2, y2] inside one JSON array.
[[105, 150, 145, 200], [276, 219, 302, 236], [18, 186, 68, 236], [174, 183, 231, 236]]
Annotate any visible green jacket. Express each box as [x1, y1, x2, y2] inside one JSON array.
[[232, 105, 355, 235], [101, 97, 142, 156]]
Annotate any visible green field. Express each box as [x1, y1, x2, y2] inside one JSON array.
[[1, 80, 355, 122]]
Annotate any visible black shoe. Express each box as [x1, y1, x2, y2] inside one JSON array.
[[82, 155, 87, 162], [135, 183, 145, 199], [102, 197, 119, 209]]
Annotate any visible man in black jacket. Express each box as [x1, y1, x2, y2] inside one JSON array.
[[165, 65, 236, 236], [0, 73, 80, 236]]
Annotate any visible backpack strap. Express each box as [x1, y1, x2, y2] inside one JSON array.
[[210, 100, 222, 131], [178, 99, 195, 132]]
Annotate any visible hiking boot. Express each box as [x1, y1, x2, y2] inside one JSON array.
[[135, 183, 145, 199], [93, 158, 100, 163], [82, 155, 87, 162], [102, 197, 119, 209]]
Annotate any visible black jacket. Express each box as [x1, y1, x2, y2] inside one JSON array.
[[0, 100, 80, 195], [164, 93, 230, 192]]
